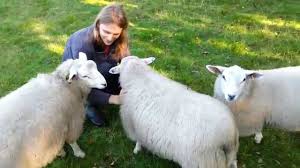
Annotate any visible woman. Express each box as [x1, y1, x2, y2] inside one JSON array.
[[62, 4, 130, 126]]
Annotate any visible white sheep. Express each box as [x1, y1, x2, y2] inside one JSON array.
[[206, 65, 300, 143], [109, 56, 239, 168], [0, 52, 107, 168]]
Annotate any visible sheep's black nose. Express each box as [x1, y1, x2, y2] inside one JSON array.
[[228, 95, 235, 101]]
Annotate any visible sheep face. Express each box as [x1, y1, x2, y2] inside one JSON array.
[[109, 56, 155, 74], [206, 65, 262, 102], [68, 53, 107, 89]]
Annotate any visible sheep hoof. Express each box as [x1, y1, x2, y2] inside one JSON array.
[[74, 150, 86, 158], [133, 142, 141, 154], [254, 132, 263, 144], [229, 160, 238, 168], [58, 149, 66, 157], [133, 148, 139, 154], [70, 142, 86, 158]]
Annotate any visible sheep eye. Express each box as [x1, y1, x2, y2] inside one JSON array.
[[222, 75, 226, 80], [242, 77, 246, 82], [82, 75, 91, 79]]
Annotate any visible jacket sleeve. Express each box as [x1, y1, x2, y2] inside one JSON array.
[[88, 88, 111, 106], [62, 31, 93, 61], [62, 38, 84, 61]]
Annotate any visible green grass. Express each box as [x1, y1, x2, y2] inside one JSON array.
[[0, 0, 299, 167]]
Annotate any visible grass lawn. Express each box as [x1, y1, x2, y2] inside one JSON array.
[[0, 0, 299, 167]]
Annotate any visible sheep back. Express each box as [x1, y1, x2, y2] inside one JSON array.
[[119, 62, 238, 168]]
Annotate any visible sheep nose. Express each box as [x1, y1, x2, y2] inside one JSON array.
[[228, 95, 236, 101]]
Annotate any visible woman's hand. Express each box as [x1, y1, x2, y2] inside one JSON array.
[[108, 95, 121, 105], [108, 89, 126, 105]]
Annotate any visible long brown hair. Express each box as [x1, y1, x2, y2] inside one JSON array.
[[93, 3, 130, 61]]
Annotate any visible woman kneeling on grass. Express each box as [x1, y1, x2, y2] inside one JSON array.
[[62, 3, 130, 127]]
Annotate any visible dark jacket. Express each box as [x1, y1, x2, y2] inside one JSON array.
[[62, 25, 121, 106]]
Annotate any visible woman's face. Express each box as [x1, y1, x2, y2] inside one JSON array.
[[99, 23, 123, 45]]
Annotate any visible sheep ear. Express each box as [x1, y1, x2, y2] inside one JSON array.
[[246, 71, 263, 79], [109, 65, 121, 74], [142, 57, 155, 65], [67, 73, 78, 83], [78, 52, 88, 61], [206, 65, 226, 75], [67, 67, 78, 83]]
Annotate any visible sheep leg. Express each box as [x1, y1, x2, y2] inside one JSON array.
[[57, 148, 66, 157], [133, 142, 142, 154], [254, 132, 263, 144], [229, 160, 238, 168], [224, 144, 238, 168], [69, 141, 85, 158]]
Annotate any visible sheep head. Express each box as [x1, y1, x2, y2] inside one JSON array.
[[206, 65, 263, 102], [109, 56, 155, 74], [67, 52, 107, 89]]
